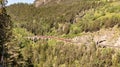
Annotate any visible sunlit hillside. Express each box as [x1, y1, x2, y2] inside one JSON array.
[[0, 0, 120, 67]]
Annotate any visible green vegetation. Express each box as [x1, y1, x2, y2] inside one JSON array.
[[6, 38, 120, 67], [0, 1, 12, 67], [71, 2, 120, 33], [1, 0, 120, 66], [6, 1, 105, 35], [7, 0, 120, 36]]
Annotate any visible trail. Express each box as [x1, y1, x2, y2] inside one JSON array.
[[25, 35, 120, 48], [25, 36, 72, 43]]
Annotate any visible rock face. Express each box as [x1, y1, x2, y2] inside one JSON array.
[[72, 27, 120, 47], [34, 0, 51, 7], [34, 0, 62, 7]]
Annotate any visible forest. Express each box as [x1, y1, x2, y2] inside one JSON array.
[[0, 0, 120, 67]]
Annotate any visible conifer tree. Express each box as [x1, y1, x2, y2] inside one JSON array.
[[0, 0, 12, 66]]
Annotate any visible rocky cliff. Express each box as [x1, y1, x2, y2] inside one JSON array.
[[34, 0, 62, 7]]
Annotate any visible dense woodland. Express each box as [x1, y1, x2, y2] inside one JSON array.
[[0, 0, 120, 67]]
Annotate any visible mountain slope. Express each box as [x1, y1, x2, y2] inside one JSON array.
[[7, 0, 106, 35], [5, 0, 120, 66]]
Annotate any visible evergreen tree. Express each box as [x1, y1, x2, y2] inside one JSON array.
[[0, 0, 12, 66]]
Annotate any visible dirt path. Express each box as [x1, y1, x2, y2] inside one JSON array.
[[25, 34, 120, 48], [25, 36, 73, 43]]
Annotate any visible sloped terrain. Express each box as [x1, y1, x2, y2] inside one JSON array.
[[72, 27, 120, 48], [4, 0, 120, 66], [7, 0, 105, 35]]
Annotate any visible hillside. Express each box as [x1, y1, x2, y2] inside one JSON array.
[[4, 0, 120, 66], [7, 0, 107, 35]]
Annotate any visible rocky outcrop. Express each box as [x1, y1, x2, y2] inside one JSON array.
[[34, 0, 62, 7], [34, 0, 51, 7], [72, 27, 120, 48]]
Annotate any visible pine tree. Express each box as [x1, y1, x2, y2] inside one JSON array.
[[0, 0, 12, 66]]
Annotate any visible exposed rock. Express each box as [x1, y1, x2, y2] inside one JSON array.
[[114, 37, 120, 46], [34, 0, 51, 7], [34, 0, 62, 7], [72, 27, 120, 47], [72, 34, 93, 45]]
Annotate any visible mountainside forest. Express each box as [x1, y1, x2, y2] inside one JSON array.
[[0, 0, 120, 67]]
